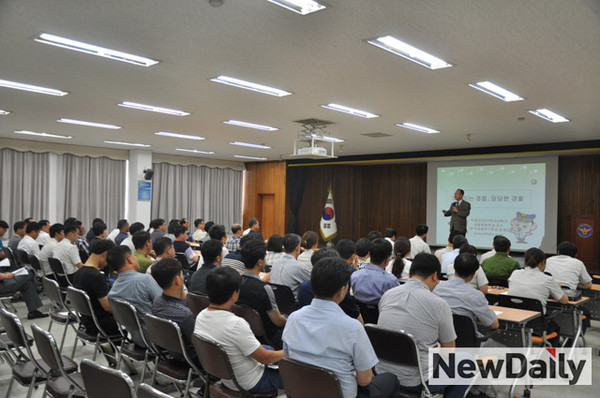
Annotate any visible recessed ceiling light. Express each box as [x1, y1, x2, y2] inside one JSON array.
[[366, 35, 452, 70], [0, 79, 68, 96], [35, 33, 159, 67], [468, 81, 524, 102], [155, 132, 205, 140], [267, 0, 326, 15], [321, 103, 379, 118], [528, 108, 570, 123], [305, 134, 345, 142], [57, 118, 121, 129], [223, 120, 279, 131], [210, 76, 292, 97], [230, 141, 272, 149], [104, 140, 151, 147], [176, 148, 215, 155], [118, 102, 190, 116], [234, 155, 268, 161], [397, 122, 440, 134], [0, 109, 11, 115], [14, 130, 72, 139]]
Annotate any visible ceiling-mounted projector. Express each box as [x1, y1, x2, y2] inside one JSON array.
[[290, 135, 337, 159]]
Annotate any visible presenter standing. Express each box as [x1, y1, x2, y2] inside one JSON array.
[[442, 189, 471, 235]]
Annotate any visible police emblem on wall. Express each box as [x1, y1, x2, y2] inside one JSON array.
[[576, 223, 593, 238]]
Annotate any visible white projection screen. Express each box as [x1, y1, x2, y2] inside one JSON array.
[[426, 157, 558, 253]]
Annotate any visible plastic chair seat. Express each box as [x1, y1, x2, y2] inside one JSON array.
[[0, 331, 33, 348], [49, 309, 78, 324], [155, 358, 191, 380], [397, 391, 421, 398], [75, 328, 121, 344], [12, 361, 49, 384], [121, 342, 155, 361], [210, 381, 278, 398], [532, 332, 558, 344], [46, 373, 86, 398]]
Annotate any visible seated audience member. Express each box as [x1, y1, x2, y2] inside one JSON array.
[[297, 230, 319, 269], [39, 224, 65, 277], [377, 253, 466, 398], [545, 241, 592, 290], [179, 218, 193, 241], [36, 219, 51, 246], [133, 231, 154, 273], [225, 223, 243, 253], [201, 221, 215, 242], [385, 237, 411, 282], [265, 234, 284, 268], [367, 230, 382, 241], [270, 233, 311, 299], [297, 248, 362, 322], [107, 246, 162, 347], [145, 236, 175, 274], [8, 221, 26, 253], [336, 239, 358, 270], [164, 219, 179, 242], [383, 228, 396, 260], [284, 257, 399, 398], [479, 235, 503, 264], [67, 220, 89, 260], [446, 245, 489, 294], [355, 237, 371, 270], [73, 239, 118, 334], [121, 222, 145, 252], [208, 224, 229, 257], [53, 224, 84, 277], [350, 238, 399, 305], [88, 221, 108, 248], [244, 218, 264, 242], [435, 230, 462, 266], [114, 219, 130, 245], [86, 218, 104, 243], [409, 224, 431, 258], [189, 239, 222, 295], [434, 253, 499, 334], [17, 221, 41, 255], [149, 218, 167, 242], [151, 258, 197, 361], [173, 224, 200, 266], [238, 239, 287, 348], [0, 220, 8, 259], [481, 236, 520, 281], [0, 250, 48, 318], [508, 248, 568, 314], [221, 234, 257, 274], [441, 234, 468, 274], [194, 267, 285, 393], [192, 218, 206, 242]]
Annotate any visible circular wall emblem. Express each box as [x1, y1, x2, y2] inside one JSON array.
[[576, 223, 593, 238]]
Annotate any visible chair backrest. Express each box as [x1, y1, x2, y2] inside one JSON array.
[[5, 247, 20, 266], [186, 292, 210, 316], [31, 322, 63, 372], [144, 313, 184, 355], [137, 383, 174, 398], [230, 304, 265, 338], [364, 325, 420, 367], [109, 298, 152, 349], [175, 252, 190, 270], [42, 277, 65, 307], [496, 294, 545, 332], [0, 308, 28, 348], [17, 249, 30, 266], [49, 257, 72, 287], [452, 314, 479, 347], [487, 278, 509, 288], [278, 357, 343, 398], [356, 301, 380, 324], [267, 283, 297, 315], [81, 358, 135, 398], [66, 286, 93, 317], [28, 253, 43, 272], [191, 333, 233, 381]]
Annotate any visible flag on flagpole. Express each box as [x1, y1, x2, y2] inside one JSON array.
[[320, 187, 337, 242]]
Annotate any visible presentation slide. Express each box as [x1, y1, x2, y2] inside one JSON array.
[[427, 157, 558, 253]]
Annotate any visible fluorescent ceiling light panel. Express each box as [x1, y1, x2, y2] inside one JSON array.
[[104, 140, 151, 147], [57, 118, 121, 129], [118, 102, 190, 116], [305, 134, 344, 142], [397, 122, 440, 134], [155, 132, 205, 140], [0, 109, 11, 115], [321, 103, 379, 118], [223, 120, 278, 131], [211, 76, 292, 97], [176, 148, 215, 155], [468, 81, 524, 102], [366, 35, 452, 70], [234, 155, 268, 160], [14, 130, 72, 139], [528, 108, 570, 123], [230, 141, 271, 149], [35, 33, 159, 67], [267, 0, 326, 15], [0, 79, 68, 96]]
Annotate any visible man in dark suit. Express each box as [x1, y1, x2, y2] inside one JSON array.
[[442, 189, 471, 234]]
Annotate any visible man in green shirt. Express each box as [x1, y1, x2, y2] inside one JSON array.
[[132, 231, 154, 273], [481, 236, 520, 280]]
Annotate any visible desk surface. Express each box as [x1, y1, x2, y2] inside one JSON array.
[[489, 305, 540, 324], [587, 284, 600, 292], [487, 287, 590, 305]]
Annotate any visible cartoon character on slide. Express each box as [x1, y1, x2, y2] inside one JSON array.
[[510, 212, 537, 244]]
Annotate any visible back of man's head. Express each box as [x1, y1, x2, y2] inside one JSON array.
[[312, 257, 351, 299], [206, 267, 241, 305], [204, 221, 215, 233], [248, 218, 259, 228], [129, 222, 145, 235], [452, 235, 468, 250], [49, 223, 64, 238], [153, 237, 173, 257], [355, 237, 371, 258], [92, 221, 107, 236], [201, 239, 223, 264], [384, 228, 397, 239], [557, 241, 578, 258], [336, 239, 356, 260], [117, 219, 128, 230], [63, 217, 78, 225], [231, 223, 242, 235], [89, 239, 116, 256], [459, 244, 478, 256], [266, 234, 283, 253], [310, 247, 339, 266], [0, 220, 8, 230], [173, 224, 187, 239], [241, 239, 266, 269], [107, 245, 132, 272], [494, 236, 511, 253], [454, 253, 480, 278], [416, 224, 428, 236], [448, 230, 463, 244], [13, 221, 26, 233], [26, 222, 41, 234], [410, 253, 441, 279], [151, 258, 182, 289], [369, 238, 392, 265], [208, 224, 226, 240], [282, 233, 301, 253], [132, 231, 151, 250], [167, 219, 180, 234], [367, 230, 382, 241]]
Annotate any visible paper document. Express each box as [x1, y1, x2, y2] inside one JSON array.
[[0, 258, 10, 267], [12, 268, 29, 277], [494, 311, 503, 316]]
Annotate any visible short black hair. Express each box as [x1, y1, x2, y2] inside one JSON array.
[[266, 234, 283, 252], [63, 224, 79, 236], [201, 239, 223, 264], [13, 221, 26, 233], [452, 235, 468, 250], [92, 218, 104, 225], [49, 223, 64, 237], [150, 218, 165, 229], [557, 241, 577, 258], [168, 219, 180, 234], [248, 218, 259, 228], [204, 221, 215, 233], [241, 239, 266, 269], [282, 233, 301, 253], [416, 224, 428, 236], [448, 230, 464, 243], [39, 219, 50, 227], [132, 231, 151, 250], [26, 222, 41, 234], [524, 247, 545, 268], [355, 237, 371, 257], [89, 239, 116, 255], [173, 224, 187, 238], [194, 218, 204, 228], [129, 222, 145, 235], [457, 189, 465, 195], [336, 239, 356, 260], [64, 217, 78, 225], [369, 238, 392, 265], [23, 217, 34, 224], [153, 237, 173, 257], [179, 218, 189, 225], [240, 233, 261, 250], [494, 236, 511, 253], [301, 230, 318, 249], [367, 230, 382, 241], [410, 253, 441, 278], [107, 245, 132, 272], [312, 257, 351, 299], [231, 224, 242, 235], [206, 267, 241, 305], [92, 222, 107, 236], [454, 253, 480, 278], [117, 219, 128, 230], [459, 244, 478, 256], [208, 224, 226, 240], [151, 258, 183, 289], [0, 220, 8, 229], [310, 247, 339, 266], [384, 228, 397, 239]]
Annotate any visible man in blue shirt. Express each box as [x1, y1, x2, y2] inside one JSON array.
[[283, 256, 399, 398], [350, 238, 399, 305]]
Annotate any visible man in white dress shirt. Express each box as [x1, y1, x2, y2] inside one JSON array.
[[39, 224, 65, 276], [17, 222, 41, 256], [53, 224, 84, 276], [441, 234, 468, 274], [36, 220, 52, 247], [409, 224, 430, 259], [545, 241, 592, 290]]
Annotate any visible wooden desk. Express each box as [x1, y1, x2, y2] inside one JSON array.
[[487, 287, 590, 306], [588, 283, 600, 291], [487, 287, 508, 295], [490, 305, 540, 325]]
